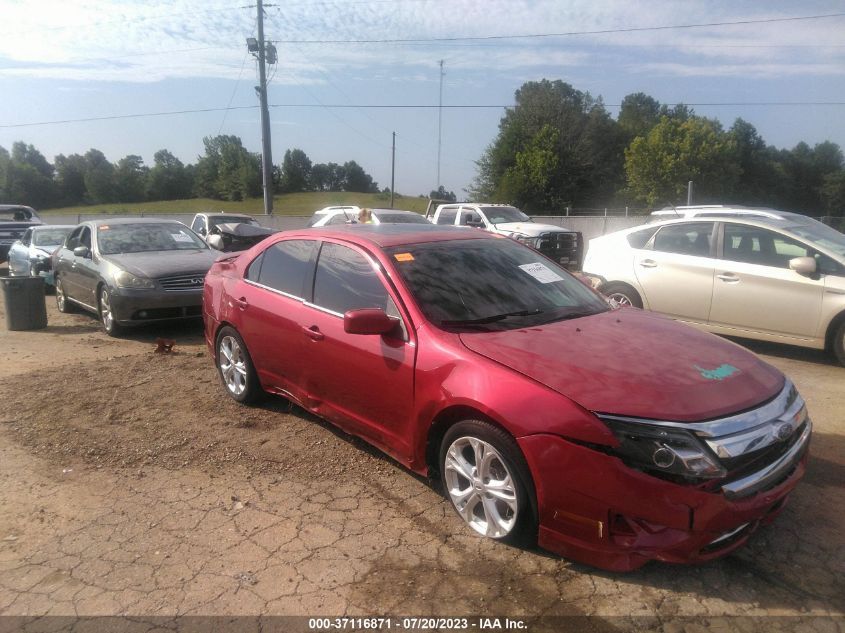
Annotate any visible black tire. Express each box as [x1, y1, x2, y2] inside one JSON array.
[[54, 275, 76, 313], [833, 320, 845, 367], [98, 286, 124, 337], [602, 282, 643, 309], [439, 420, 537, 547], [215, 326, 262, 404]]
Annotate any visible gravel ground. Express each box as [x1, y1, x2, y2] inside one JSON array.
[[0, 283, 843, 632]]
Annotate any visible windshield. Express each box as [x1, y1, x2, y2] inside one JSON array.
[[481, 206, 531, 224], [33, 228, 72, 247], [97, 223, 207, 254], [386, 238, 608, 331], [208, 216, 258, 229], [374, 212, 429, 224], [786, 220, 845, 258]]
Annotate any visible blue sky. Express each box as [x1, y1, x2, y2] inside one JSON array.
[[1, 0, 844, 200]]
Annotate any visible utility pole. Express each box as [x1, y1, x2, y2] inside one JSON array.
[[390, 132, 396, 209], [687, 180, 694, 206], [436, 59, 444, 191], [251, 0, 274, 214]]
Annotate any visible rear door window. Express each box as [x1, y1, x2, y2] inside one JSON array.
[[254, 239, 317, 298], [436, 208, 458, 225], [626, 226, 659, 249], [652, 223, 714, 256]]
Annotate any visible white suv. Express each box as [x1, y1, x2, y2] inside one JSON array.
[[649, 205, 800, 222], [307, 207, 430, 227], [583, 214, 845, 364]]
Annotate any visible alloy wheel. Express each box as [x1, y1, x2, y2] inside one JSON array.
[[100, 288, 114, 332], [218, 335, 248, 396], [443, 436, 519, 538], [607, 292, 633, 307]]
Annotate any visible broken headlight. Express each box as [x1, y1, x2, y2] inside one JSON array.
[[599, 416, 726, 481]]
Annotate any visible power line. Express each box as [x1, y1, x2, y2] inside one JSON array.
[[3, 102, 845, 129], [270, 13, 845, 44]]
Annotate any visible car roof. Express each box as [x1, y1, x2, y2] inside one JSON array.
[[0, 204, 37, 212], [371, 208, 421, 215], [32, 224, 75, 229], [293, 223, 494, 248], [85, 217, 189, 227], [203, 212, 254, 218]]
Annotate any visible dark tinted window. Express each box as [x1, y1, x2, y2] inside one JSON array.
[[66, 227, 83, 250], [626, 227, 659, 249], [652, 223, 714, 256], [313, 243, 390, 314], [374, 212, 429, 224], [436, 209, 458, 225], [386, 238, 608, 331], [256, 239, 317, 297], [79, 227, 91, 250], [723, 224, 812, 268]]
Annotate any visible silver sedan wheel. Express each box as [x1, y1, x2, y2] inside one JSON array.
[[607, 292, 633, 307], [100, 288, 114, 331], [56, 279, 67, 311], [218, 335, 248, 396], [443, 436, 519, 538]]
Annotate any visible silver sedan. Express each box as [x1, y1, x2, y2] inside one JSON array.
[[7, 225, 75, 285]]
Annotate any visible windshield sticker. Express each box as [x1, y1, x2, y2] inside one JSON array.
[[171, 233, 194, 243], [100, 225, 110, 230], [394, 253, 414, 262], [695, 364, 741, 381], [519, 262, 564, 284]]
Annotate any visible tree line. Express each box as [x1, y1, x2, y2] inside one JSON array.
[[471, 79, 845, 216], [0, 135, 381, 209]]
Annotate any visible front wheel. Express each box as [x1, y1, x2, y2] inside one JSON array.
[[833, 320, 845, 367], [440, 420, 537, 546], [216, 326, 261, 404], [99, 286, 124, 336]]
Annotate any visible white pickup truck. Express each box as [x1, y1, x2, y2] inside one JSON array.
[[426, 202, 583, 270]]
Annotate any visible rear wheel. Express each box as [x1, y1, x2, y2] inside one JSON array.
[[602, 282, 643, 309], [216, 326, 261, 404], [55, 276, 76, 313], [439, 420, 537, 546]]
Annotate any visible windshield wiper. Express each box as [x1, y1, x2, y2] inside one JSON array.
[[441, 309, 544, 326]]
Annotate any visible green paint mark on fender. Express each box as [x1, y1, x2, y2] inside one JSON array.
[[695, 364, 741, 381]]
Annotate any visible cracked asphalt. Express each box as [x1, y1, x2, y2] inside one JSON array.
[[0, 293, 843, 631]]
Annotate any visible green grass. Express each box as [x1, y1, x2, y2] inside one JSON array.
[[44, 191, 430, 216]]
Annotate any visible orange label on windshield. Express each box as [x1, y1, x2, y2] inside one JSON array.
[[394, 253, 414, 262], [100, 225, 110, 230]]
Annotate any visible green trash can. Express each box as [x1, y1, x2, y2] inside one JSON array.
[[1, 276, 48, 331]]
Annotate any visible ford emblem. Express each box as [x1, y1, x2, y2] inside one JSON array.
[[775, 423, 793, 441]]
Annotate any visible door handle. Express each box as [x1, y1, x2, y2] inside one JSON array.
[[303, 325, 324, 341], [717, 273, 740, 283], [638, 259, 657, 268], [233, 296, 248, 310]]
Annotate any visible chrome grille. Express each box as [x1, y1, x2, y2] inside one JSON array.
[[158, 273, 206, 291]]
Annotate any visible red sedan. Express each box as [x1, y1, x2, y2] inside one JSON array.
[[203, 224, 811, 571]]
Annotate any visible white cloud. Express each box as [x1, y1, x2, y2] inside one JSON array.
[[0, 0, 843, 82]]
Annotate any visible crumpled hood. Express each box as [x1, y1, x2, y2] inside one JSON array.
[[102, 250, 219, 279], [494, 221, 574, 237], [459, 308, 784, 422]]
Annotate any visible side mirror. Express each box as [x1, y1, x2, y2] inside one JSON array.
[[73, 246, 90, 258], [789, 256, 816, 275], [344, 308, 397, 335], [207, 234, 225, 251]]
